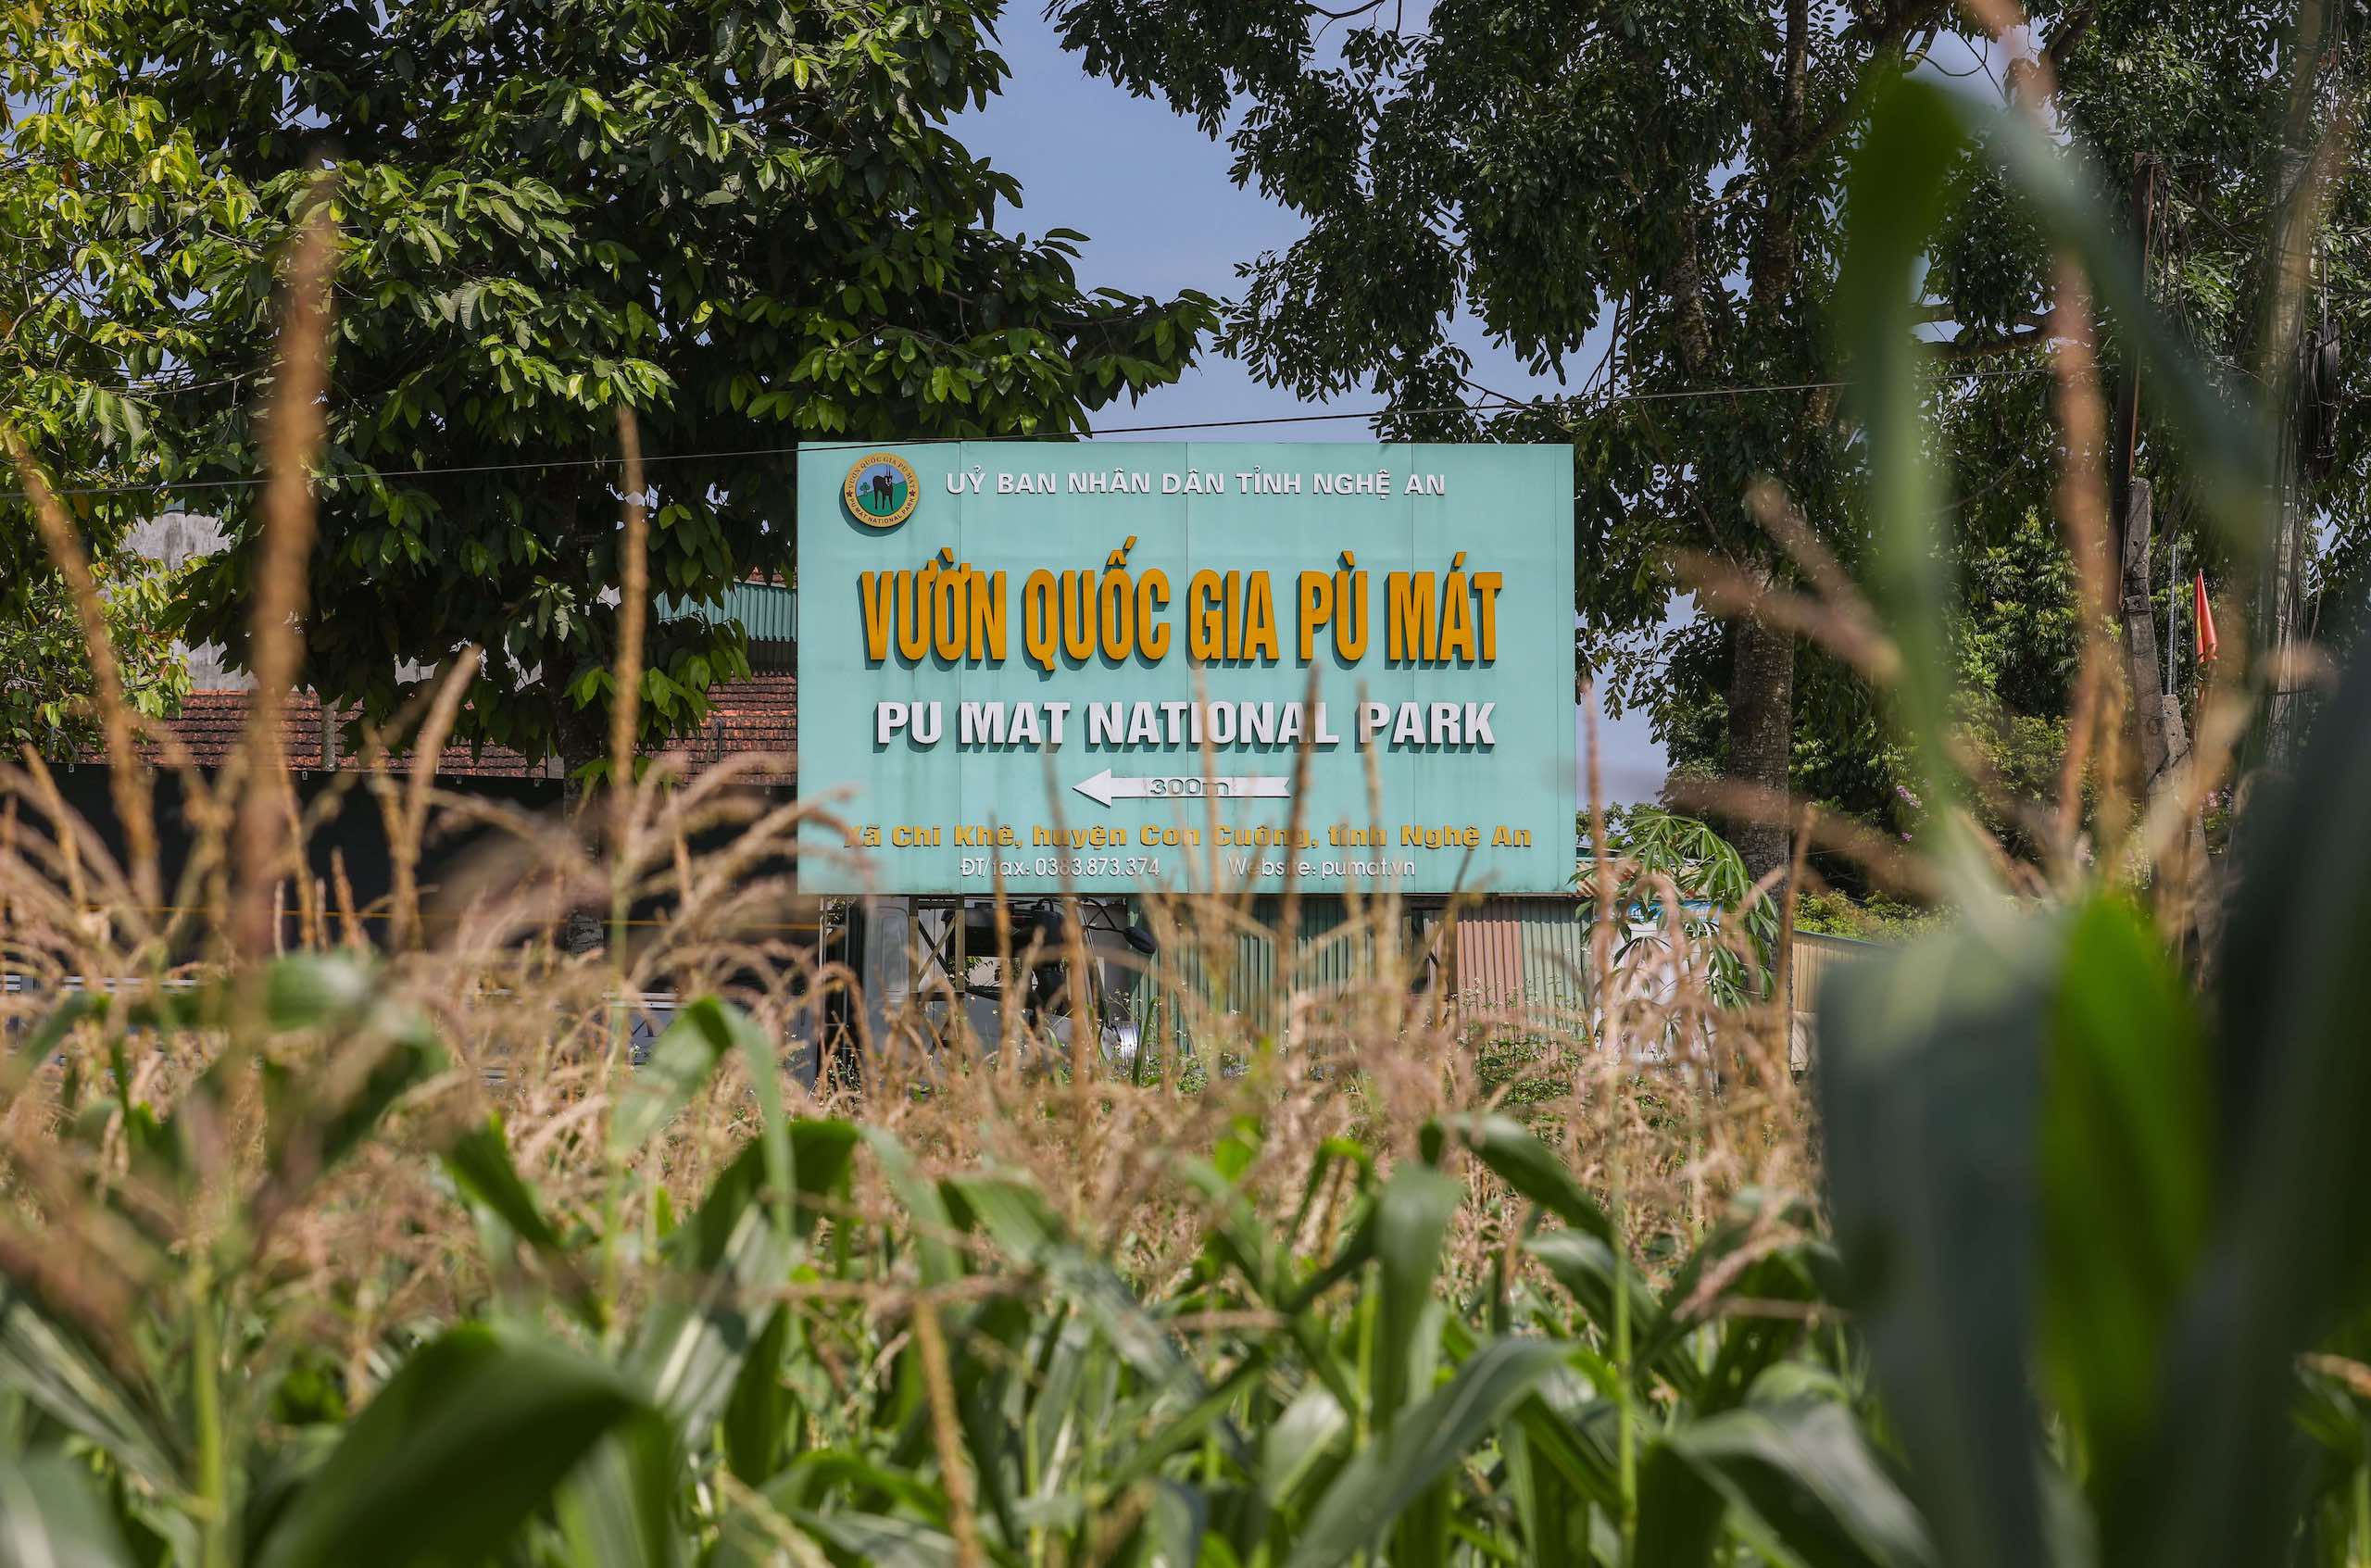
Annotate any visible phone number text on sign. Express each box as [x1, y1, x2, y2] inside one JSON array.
[[959, 856, 1163, 879]]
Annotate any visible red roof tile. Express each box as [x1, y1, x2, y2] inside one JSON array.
[[139, 676, 795, 786]]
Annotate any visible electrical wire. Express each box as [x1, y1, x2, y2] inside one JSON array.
[[0, 363, 2058, 504]]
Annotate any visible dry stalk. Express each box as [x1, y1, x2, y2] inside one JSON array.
[[232, 188, 339, 961], [2044, 263, 2123, 877], [608, 406, 650, 869], [910, 1288, 986, 1568], [3, 436, 162, 927]]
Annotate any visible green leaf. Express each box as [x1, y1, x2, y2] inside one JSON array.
[[625, 999, 800, 1245], [609, 996, 738, 1156], [259, 952, 376, 1024], [444, 1113, 566, 1254], [1525, 1231, 1664, 1385], [258, 984, 447, 1200], [721, 1306, 794, 1486], [0, 1452, 137, 1568], [1639, 1200, 1831, 1411], [1835, 73, 1980, 878], [677, 1120, 859, 1270], [552, 1416, 682, 1568], [627, 1175, 792, 1443], [253, 1326, 654, 1568], [1656, 1402, 1938, 1568], [1445, 1113, 1616, 1245], [1633, 1438, 1726, 1568], [2131, 644, 2371, 1568], [787, 1510, 962, 1568], [1374, 1162, 1459, 1421], [1818, 912, 2064, 1568], [863, 1128, 965, 1287], [610, 1117, 854, 1470], [0, 1286, 181, 1491], [1257, 1386, 1349, 1506], [2036, 899, 2208, 1539], [23, 992, 109, 1061], [944, 1171, 1200, 1399], [1285, 1338, 1576, 1568]]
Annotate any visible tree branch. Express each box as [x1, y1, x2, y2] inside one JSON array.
[[2042, 1, 2101, 73], [1938, 323, 2052, 362], [1784, 0, 1954, 172]]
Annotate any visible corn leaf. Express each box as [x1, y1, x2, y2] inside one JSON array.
[[0, 1452, 135, 1568], [1818, 912, 2064, 1568], [1285, 1338, 1575, 1568], [1658, 1401, 1937, 1568], [2036, 899, 2209, 1545], [0, 1286, 181, 1492], [252, 1325, 655, 1568], [2133, 645, 2371, 1568]]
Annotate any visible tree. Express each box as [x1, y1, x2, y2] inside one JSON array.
[[1901, 1, 2368, 821], [1048, 1, 2367, 871], [7, 0, 1216, 773], [1576, 803, 1780, 1008], [0, 549, 190, 760], [2018, 2, 2366, 769], [0, 6, 249, 594], [1048, 0, 2006, 877]]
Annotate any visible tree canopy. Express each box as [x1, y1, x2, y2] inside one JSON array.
[[5, 0, 1216, 769], [1047, 0, 2366, 866], [1050, 0, 1995, 871]]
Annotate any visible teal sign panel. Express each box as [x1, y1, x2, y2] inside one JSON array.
[[796, 442, 1575, 894]]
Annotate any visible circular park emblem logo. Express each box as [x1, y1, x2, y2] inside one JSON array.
[[844, 452, 920, 529]]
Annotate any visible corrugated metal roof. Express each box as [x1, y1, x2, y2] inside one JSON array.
[[661, 580, 797, 648]]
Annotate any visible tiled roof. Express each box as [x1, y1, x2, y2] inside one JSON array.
[[141, 675, 795, 786], [677, 672, 797, 784]]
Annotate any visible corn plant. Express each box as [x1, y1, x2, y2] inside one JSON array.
[[1808, 56, 2371, 1568], [0, 950, 1915, 1568]]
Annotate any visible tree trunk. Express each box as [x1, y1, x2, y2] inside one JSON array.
[[1727, 583, 1796, 884]]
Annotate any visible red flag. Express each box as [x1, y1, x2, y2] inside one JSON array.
[[2193, 571, 2219, 663]]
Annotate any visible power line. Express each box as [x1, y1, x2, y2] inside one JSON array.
[[0, 363, 2057, 504]]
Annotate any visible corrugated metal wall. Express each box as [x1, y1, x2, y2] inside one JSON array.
[[1104, 892, 1875, 1068], [1787, 929, 1877, 1071], [1449, 896, 1590, 1010], [1140, 895, 1415, 1045]]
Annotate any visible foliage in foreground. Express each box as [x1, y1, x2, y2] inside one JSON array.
[[0, 970, 1866, 1568], [6, 703, 2371, 1568]]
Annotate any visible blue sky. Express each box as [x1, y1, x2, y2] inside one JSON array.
[[954, 9, 1671, 801]]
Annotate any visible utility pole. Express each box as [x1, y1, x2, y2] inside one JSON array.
[[2108, 154, 2189, 793]]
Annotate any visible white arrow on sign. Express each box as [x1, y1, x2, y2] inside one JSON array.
[[1072, 769, 1293, 809]]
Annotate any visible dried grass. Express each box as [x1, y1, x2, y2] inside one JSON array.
[[0, 695, 1818, 1359], [0, 207, 1816, 1385]]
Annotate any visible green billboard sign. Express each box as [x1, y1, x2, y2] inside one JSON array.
[[797, 441, 1575, 895]]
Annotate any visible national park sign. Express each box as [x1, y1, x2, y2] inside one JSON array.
[[797, 442, 1576, 894]]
